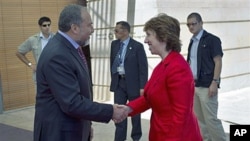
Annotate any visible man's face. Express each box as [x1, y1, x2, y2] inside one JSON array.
[[187, 17, 202, 35], [77, 11, 94, 46], [114, 24, 127, 40], [40, 21, 51, 36]]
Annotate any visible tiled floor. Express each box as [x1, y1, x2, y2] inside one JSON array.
[[0, 107, 34, 131], [0, 106, 151, 141], [1, 87, 250, 141]]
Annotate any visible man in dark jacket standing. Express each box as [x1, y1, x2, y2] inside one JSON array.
[[186, 12, 226, 141], [34, 4, 127, 141], [110, 21, 148, 141]]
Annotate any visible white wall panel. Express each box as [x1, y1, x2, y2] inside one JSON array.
[[88, 0, 250, 101]]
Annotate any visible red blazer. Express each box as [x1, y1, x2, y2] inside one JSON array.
[[128, 51, 202, 141]]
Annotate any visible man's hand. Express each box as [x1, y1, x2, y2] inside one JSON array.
[[112, 104, 130, 123], [208, 81, 218, 97], [140, 89, 144, 96], [30, 64, 37, 72]]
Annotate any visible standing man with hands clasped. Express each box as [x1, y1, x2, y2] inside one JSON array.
[[186, 12, 226, 141], [110, 21, 148, 141], [16, 16, 54, 82], [34, 4, 128, 141]]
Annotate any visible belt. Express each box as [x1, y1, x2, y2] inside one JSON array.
[[118, 74, 125, 79]]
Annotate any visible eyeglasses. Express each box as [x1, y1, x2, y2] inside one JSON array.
[[114, 29, 122, 33], [186, 22, 198, 27], [114, 28, 125, 33], [42, 24, 51, 27]]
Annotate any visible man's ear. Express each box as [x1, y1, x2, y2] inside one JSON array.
[[71, 24, 79, 34]]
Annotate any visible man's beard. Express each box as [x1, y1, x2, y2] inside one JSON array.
[[77, 39, 89, 47]]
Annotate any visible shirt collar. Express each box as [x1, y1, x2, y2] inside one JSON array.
[[121, 37, 130, 47], [40, 32, 52, 40], [58, 30, 79, 49], [192, 29, 204, 41]]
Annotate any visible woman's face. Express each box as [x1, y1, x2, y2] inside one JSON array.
[[144, 29, 165, 55]]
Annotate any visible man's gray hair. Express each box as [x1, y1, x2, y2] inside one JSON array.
[[58, 4, 87, 32]]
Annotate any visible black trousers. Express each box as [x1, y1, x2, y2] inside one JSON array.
[[114, 78, 142, 141]]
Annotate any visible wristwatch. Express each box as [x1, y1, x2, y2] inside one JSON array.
[[213, 79, 220, 84], [28, 62, 32, 67]]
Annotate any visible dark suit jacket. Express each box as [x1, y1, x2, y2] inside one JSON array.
[[187, 30, 223, 87], [110, 38, 148, 99], [34, 33, 113, 141]]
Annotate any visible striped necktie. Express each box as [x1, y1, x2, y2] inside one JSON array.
[[111, 42, 124, 74], [77, 47, 89, 70]]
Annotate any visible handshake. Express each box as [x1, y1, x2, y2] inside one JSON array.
[[112, 104, 132, 123]]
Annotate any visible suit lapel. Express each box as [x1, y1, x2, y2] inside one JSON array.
[[71, 47, 90, 76], [124, 39, 133, 60], [57, 33, 91, 78], [114, 41, 121, 54]]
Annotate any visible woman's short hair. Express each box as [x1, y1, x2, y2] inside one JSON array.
[[144, 13, 182, 52]]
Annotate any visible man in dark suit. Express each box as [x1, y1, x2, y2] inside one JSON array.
[[34, 4, 127, 141], [110, 21, 148, 141]]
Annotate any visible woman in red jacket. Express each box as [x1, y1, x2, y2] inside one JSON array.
[[126, 13, 202, 141]]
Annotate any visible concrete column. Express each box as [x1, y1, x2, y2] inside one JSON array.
[[127, 0, 136, 37]]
